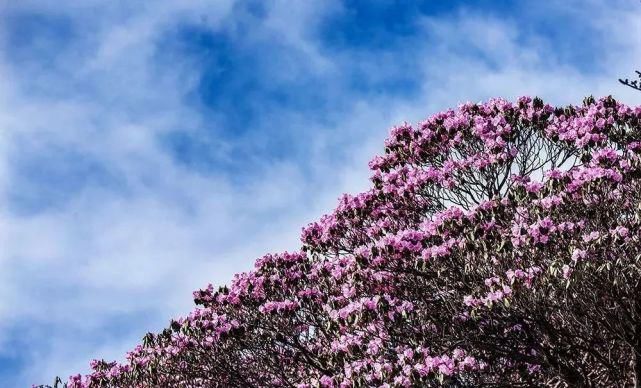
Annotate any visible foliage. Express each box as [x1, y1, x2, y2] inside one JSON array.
[[41, 96, 641, 387]]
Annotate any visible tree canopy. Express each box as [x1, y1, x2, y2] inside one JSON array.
[[43, 96, 641, 387]]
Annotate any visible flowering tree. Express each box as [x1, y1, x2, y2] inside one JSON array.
[[41, 96, 641, 387]]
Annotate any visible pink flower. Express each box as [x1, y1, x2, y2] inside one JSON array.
[[319, 375, 334, 387], [571, 248, 587, 261]]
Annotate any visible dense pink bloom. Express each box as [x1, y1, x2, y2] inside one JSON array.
[[41, 96, 641, 387]]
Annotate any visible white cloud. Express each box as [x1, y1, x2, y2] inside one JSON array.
[[414, 6, 641, 110]]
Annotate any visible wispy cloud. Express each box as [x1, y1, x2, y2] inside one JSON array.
[[1, 1, 640, 385]]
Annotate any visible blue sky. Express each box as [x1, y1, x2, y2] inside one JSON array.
[[1, 1, 641, 385]]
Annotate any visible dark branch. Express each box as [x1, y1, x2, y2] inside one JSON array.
[[619, 70, 641, 92]]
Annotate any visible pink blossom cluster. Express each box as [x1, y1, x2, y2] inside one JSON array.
[[42, 96, 641, 387]]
